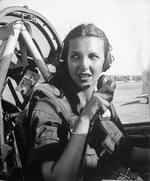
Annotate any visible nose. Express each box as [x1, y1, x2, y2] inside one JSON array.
[[79, 56, 89, 71]]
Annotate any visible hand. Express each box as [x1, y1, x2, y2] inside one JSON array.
[[80, 92, 109, 121], [80, 75, 116, 120]]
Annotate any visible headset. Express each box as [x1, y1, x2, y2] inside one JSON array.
[[102, 51, 114, 72], [60, 23, 114, 73]]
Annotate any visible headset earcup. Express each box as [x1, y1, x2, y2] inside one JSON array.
[[102, 52, 114, 72]]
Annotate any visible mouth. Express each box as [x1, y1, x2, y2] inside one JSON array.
[[79, 73, 91, 81]]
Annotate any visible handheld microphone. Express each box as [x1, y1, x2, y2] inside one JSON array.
[[88, 75, 117, 157]]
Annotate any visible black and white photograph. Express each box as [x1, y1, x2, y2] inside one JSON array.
[[0, 0, 150, 180]]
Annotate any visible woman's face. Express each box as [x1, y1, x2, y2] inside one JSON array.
[[67, 36, 105, 90]]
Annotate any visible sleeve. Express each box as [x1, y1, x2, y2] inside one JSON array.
[[27, 98, 69, 171]]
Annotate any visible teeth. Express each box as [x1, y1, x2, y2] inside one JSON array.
[[79, 74, 90, 78], [80, 74, 89, 77]]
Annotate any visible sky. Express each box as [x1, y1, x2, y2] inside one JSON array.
[[0, 0, 150, 75]]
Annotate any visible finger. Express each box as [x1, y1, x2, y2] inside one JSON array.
[[93, 92, 110, 108], [98, 93, 113, 102], [98, 85, 114, 95]]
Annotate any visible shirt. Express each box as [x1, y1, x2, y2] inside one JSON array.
[[26, 88, 132, 181]]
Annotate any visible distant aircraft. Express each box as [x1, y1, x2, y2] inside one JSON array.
[[120, 70, 150, 107], [136, 93, 149, 104]]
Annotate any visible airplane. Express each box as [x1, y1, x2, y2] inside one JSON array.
[[120, 93, 149, 106], [0, 5, 62, 180], [120, 74, 149, 106], [136, 93, 149, 104]]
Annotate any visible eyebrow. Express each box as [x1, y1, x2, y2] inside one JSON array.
[[70, 50, 100, 54], [69, 51, 80, 54]]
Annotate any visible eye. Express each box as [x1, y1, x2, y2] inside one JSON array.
[[70, 53, 80, 60], [89, 53, 100, 60]]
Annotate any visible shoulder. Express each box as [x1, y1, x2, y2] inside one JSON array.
[[33, 83, 61, 97], [29, 83, 72, 123]]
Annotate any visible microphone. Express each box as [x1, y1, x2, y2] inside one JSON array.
[[88, 75, 117, 157], [97, 75, 116, 102], [93, 75, 116, 119]]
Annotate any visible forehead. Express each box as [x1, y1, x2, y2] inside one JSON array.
[[68, 37, 104, 52]]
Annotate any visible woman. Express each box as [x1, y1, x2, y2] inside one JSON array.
[[27, 23, 146, 181]]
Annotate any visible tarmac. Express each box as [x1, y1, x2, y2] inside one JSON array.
[[113, 81, 150, 124]]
